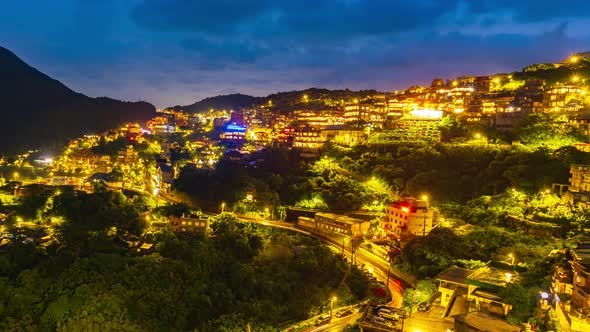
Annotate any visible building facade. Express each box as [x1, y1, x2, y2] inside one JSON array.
[[381, 198, 433, 238]]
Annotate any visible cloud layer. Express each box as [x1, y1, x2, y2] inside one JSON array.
[[0, 0, 589, 107]]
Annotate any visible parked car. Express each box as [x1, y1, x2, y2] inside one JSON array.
[[335, 309, 353, 318], [378, 311, 400, 321], [418, 302, 432, 312], [315, 314, 331, 326]]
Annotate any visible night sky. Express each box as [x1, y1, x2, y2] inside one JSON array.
[[1, 1, 589, 108]]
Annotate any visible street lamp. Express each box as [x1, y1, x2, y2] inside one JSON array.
[[330, 296, 337, 317], [505, 273, 513, 283], [221, 202, 225, 213], [13, 172, 19, 181]]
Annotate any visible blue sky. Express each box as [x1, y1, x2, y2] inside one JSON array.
[[1, 0, 589, 107]]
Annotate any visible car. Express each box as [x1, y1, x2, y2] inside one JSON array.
[[335, 309, 353, 318], [315, 314, 331, 326], [417, 302, 432, 312], [378, 311, 399, 321], [376, 307, 394, 315], [371, 316, 388, 325]]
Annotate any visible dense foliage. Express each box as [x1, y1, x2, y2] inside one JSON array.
[[0, 206, 370, 331]]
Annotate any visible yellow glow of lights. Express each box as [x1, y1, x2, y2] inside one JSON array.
[[571, 55, 579, 63], [572, 75, 580, 82], [493, 78, 500, 83], [410, 109, 443, 119], [452, 81, 458, 86], [505, 272, 513, 282], [475, 133, 482, 139], [421, 194, 428, 201]]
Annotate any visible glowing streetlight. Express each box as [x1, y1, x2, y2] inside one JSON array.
[[571, 55, 579, 63], [303, 94, 309, 102], [452, 81, 458, 87], [221, 202, 226, 213], [493, 77, 500, 84], [475, 132, 482, 139], [505, 272, 513, 283], [421, 194, 428, 201], [13, 172, 19, 181], [330, 296, 338, 317], [572, 75, 580, 83]]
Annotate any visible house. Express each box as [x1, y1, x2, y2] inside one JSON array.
[[563, 165, 590, 207], [381, 198, 433, 239], [437, 262, 519, 319]]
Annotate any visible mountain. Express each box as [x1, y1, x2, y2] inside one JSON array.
[[167, 93, 263, 113], [167, 88, 384, 113], [0, 46, 155, 155]]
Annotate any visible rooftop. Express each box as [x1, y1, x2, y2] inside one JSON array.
[[467, 265, 520, 288], [315, 212, 367, 225], [437, 267, 475, 284], [454, 312, 519, 332]]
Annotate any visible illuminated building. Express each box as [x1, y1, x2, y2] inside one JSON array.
[[277, 126, 295, 145], [169, 214, 209, 233], [321, 126, 365, 147], [343, 104, 384, 126], [448, 87, 475, 114], [294, 109, 343, 129], [219, 123, 246, 142], [246, 127, 272, 145], [117, 145, 139, 165], [542, 84, 586, 113], [292, 127, 326, 151], [381, 198, 433, 239], [298, 212, 370, 237], [387, 97, 419, 115], [570, 113, 590, 140], [563, 165, 590, 207], [552, 242, 590, 332]]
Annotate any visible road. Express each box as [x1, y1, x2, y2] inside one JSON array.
[[239, 216, 406, 309], [403, 306, 454, 332], [313, 312, 362, 332]]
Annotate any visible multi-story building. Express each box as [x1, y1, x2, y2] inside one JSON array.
[[563, 165, 590, 206], [169, 214, 209, 233], [542, 84, 586, 113], [219, 123, 247, 142], [570, 114, 590, 140], [343, 104, 383, 126], [553, 243, 590, 331], [117, 145, 140, 166], [321, 126, 365, 147], [381, 197, 433, 239], [300, 212, 370, 237], [294, 109, 343, 129], [292, 127, 326, 150]]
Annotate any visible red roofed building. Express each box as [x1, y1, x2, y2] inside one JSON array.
[[380, 197, 433, 239]]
